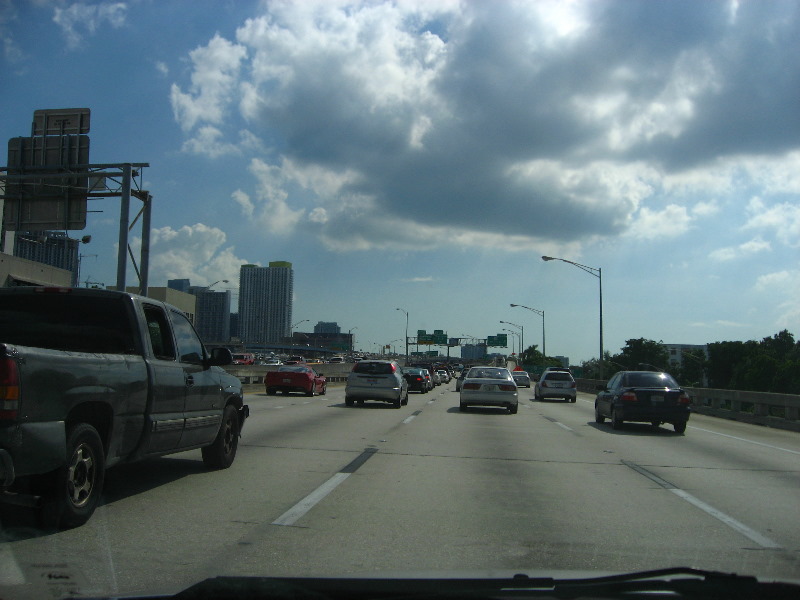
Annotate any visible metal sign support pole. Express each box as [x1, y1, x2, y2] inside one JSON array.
[[116, 163, 131, 291]]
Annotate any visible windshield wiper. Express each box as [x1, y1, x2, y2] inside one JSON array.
[[167, 568, 800, 600]]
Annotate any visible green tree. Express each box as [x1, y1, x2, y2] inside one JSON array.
[[611, 338, 669, 372], [674, 350, 706, 387]]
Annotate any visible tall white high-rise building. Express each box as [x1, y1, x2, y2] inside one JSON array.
[[238, 262, 293, 345]]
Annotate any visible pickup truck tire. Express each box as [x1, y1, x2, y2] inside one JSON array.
[[201, 404, 240, 470], [40, 423, 106, 530]]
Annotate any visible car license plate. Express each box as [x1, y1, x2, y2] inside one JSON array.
[[283, 378, 292, 383], [367, 378, 378, 384], [651, 395, 663, 403]]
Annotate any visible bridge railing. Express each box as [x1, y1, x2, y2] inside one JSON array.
[[576, 379, 800, 433]]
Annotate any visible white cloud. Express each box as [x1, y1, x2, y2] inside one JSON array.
[[744, 197, 800, 248], [166, 0, 800, 254], [170, 34, 247, 132], [754, 270, 800, 330], [231, 190, 254, 218], [53, 2, 127, 48], [245, 158, 305, 234], [626, 205, 691, 240], [132, 223, 250, 286], [709, 236, 771, 261], [180, 125, 241, 158]]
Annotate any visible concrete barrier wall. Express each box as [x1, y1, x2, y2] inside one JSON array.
[[225, 363, 354, 384], [577, 378, 800, 433]]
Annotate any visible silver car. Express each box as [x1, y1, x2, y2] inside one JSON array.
[[535, 370, 577, 402], [459, 366, 518, 414], [345, 360, 408, 408], [511, 370, 531, 387]]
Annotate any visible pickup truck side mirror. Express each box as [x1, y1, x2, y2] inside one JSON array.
[[208, 347, 233, 366]]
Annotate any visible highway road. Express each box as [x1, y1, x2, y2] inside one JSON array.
[[2, 381, 799, 598]]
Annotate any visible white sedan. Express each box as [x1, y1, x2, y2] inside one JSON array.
[[459, 366, 518, 414]]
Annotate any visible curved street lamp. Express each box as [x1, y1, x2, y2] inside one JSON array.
[[396, 308, 409, 365], [501, 328, 520, 356], [542, 255, 603, 378], [289, 319, 310, 353], [499, 320, 523, 360], [510, 303, 545, 359]]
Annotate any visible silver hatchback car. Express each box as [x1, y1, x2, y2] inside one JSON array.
[[345, 360, 409, 408]]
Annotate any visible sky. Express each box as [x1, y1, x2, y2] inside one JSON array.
[[1, 0, 798, 363]]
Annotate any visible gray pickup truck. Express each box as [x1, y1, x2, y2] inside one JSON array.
[[0, 287, 248, 528]]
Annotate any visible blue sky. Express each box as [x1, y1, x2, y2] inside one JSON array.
[[2, 0, 798, 363]]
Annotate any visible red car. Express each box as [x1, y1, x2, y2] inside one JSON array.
[[265, 365, 327, 396]]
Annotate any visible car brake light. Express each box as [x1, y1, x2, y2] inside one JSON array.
[[678, 392, 691, 404], [621, 391, 638, 402], [0, 357, 20, 420], [541, 381, 548, 387], [463, 383, 480, 390]]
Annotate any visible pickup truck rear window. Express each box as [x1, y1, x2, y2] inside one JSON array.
[[0, 294, 136, 354]]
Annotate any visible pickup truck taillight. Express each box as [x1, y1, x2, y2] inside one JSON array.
[[0, 357, 20, 420]]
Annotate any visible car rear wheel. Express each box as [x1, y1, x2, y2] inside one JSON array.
[[40, 422, 106, 529], [306, 383, 315, 397], [345, 396, 354, 407], [508, 404, 518, 414], [459, 403, 467, 411], [595, 404, 605, 423], [673, 421, 687, 434], [611, 408, 623, 430]]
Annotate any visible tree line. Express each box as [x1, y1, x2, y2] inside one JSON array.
[[576, 330, 799, 394]]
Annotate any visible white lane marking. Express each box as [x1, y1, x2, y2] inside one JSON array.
[[669, 488, 781, 548], [624, 461, 781, 549], [688, 426, 800, 456], [271, 472, 350, 526], [555, 421, 573, 431], [402, 415, 416, 424]]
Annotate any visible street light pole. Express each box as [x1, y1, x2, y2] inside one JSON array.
[[542, 256, 603, 379], [499, 320, 523, 361], [510, 303, 545, 359], [290, 319, 309, 355], [396, 308, 409, 365], [348, 327, 358, 355]]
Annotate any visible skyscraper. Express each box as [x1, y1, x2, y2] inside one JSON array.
[[238, 262, 293, 345], [191, 287, 231, 343]]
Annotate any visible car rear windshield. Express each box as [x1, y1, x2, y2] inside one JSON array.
[[278, 366, 308, 373], [544, 372, 574, 381], [353, 362, 395, 375], [0, 293, 136, 354], [623, 372, 679, 388], [467, 368, 509, 379]]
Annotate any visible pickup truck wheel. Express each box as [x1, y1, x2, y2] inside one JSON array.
[[202, 404, 240, 470], [40, 423, 106, 530]]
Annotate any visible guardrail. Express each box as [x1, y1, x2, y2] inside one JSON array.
[[576, 379, 800, 433]]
